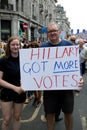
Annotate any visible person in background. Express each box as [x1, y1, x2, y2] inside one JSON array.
[[66, 34, 71, 40], [69, 35, 77, 45], [78, 38, 87, 75], [0, 42, 5, 58], [32, 90, 42, 107], [0, 41, 5, 109], [23, 43, 34, 104], [28, 41, 42, 107], [23, 41, 42, 107], [0, 36, 26, 130], [40, 22, 83, 130], [75, 38, 85, 75]]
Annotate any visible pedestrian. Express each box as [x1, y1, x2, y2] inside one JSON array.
[[77, 38, 86, 75], [23, 41, 42, 107], [0, 41, 5, 58], [69, 35, 77, 45], [0, 36, 26, 130], [32, 90, 42, 107], [28, 41, 42, 107], [40, 22, 83, 130]]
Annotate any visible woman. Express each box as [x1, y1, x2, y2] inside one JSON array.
[[0, 36, 26, 130]]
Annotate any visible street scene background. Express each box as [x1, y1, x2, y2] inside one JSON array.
[[0, 72, 87, 130]]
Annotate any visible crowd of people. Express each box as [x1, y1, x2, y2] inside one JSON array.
[[0, 21, 85, 130]]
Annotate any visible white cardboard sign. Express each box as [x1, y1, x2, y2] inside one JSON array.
[[19, 45, 80, 90]]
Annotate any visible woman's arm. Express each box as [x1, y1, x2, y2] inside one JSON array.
[[0, 71, 25, 94]]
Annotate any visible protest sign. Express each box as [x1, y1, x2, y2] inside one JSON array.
[[19, 45, 80, 90]]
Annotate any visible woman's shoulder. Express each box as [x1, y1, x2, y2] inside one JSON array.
[[0, 56, 6, 63]]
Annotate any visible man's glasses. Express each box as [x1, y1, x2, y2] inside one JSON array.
[[47, 30, 58, 34]]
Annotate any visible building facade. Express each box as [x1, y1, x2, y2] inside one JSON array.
[[0, 0, 70, 41], [55, 4, 71, 39]]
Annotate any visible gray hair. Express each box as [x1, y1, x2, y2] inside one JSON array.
[[47, 22, 60, 30]]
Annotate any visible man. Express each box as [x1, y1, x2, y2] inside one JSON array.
[[69, 35, 77, 45], [78, 38, 86, 75], [40, 22, 83, 130]]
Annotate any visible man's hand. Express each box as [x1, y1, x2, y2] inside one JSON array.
[[79, 76, 84, 87], [76, 76, 84, 93]]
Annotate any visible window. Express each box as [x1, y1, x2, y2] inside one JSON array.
[[16, 0, 18, 11], [21, 0, 24, 12], [1, 0, 8, 9], [1, 20, 11, 40]]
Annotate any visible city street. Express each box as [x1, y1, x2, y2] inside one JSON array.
[[0, 1, 87, 130], [0, 72, 87, 130]]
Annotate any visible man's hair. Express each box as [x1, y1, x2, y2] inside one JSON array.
[[47, 21, 60, 30]]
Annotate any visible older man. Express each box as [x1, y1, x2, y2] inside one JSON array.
[[40, 22, 83, 130]]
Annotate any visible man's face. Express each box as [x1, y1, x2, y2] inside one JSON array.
[[47, 24, 60, 44]]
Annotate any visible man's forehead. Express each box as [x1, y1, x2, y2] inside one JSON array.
[[48, 24, 58, 29]]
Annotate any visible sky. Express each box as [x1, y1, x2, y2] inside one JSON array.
[[56, 0, 87, 33]]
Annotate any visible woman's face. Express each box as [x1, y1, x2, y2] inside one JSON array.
[[10, 39, 20, 55]]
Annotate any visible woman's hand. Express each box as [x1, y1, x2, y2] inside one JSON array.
[[15, 86, 25, 94]]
